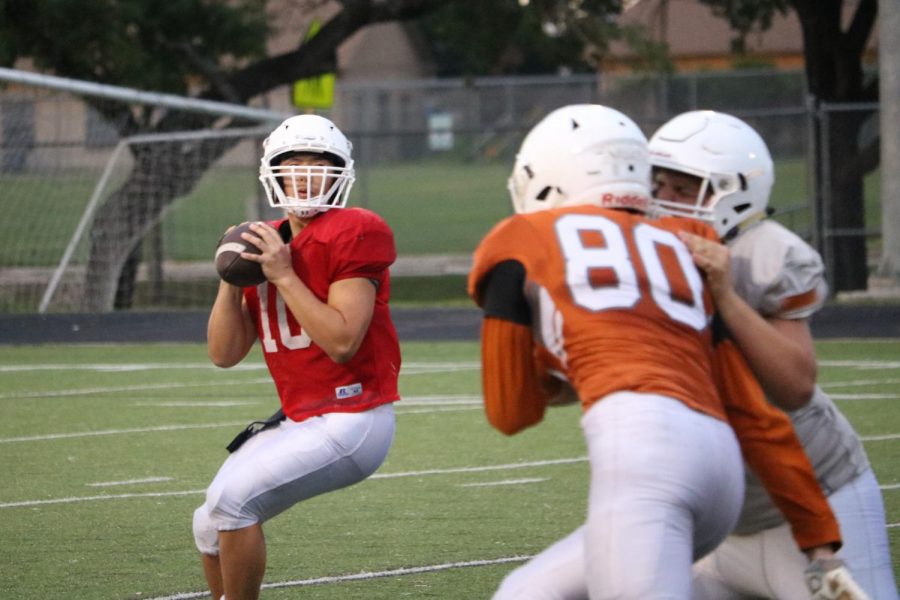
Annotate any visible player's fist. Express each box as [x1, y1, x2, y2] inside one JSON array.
[[215, 222, 266, 287], [804, 558, 870, 600]]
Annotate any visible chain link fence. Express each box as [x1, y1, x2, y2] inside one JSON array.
[[0, 68, 882, 312]]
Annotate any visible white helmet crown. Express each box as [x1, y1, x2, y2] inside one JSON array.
[[648, 110, 773, 239], [259, 115, 355, 218], [508, 104, 651, 214]]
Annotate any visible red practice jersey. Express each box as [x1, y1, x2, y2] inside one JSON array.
[[244, 208, 401, 422]]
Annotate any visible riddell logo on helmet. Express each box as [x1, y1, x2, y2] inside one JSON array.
[[600, 193, 647, 208]]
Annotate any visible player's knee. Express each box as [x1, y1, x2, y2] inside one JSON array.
[[192, 505, 219, 555], [196, 484, 262, 542]]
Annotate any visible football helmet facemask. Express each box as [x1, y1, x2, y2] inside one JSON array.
[[508, 104, 651, 214], [259, 115, 355, 218], [648, 110, 774, 240]]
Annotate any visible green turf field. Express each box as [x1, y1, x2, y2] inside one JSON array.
[[0, 339, 897, 598]]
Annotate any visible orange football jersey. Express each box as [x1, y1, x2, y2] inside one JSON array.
[[469, 205, 724, 421], [468, 205, 840, 551]]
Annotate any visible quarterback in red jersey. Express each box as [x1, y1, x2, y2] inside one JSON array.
[[468, 104, 852, 599], [193, 115, 400, 600]]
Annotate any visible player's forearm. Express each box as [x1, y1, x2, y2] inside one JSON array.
[[714, 289, 816, 410], [272, 276, 371, 364], [480, 318, 548, 434], [207, 282, 255, 367], [715, 340, 841, 551]]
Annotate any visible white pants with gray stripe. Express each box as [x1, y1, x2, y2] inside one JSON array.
[[493, 392, 744, 600], [193, 403, 395, 555]]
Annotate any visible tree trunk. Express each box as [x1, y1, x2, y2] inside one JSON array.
[[82, 137, 235, 311], [792, 0, 876, 292], [822, 108, 870, 291], [79, 0, 458, 311], [879, 0, 900, 281]]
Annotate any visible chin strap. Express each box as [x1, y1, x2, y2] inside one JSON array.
[[721, 210, 768, 243]]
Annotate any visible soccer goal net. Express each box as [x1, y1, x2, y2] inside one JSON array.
[[0, 69, 287, 314]]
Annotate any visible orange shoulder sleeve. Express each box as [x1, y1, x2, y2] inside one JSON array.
[[714, 339, 841, 551], [480, 316, 548, 435]]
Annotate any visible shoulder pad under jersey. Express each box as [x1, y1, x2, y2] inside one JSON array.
[[727, 220, 827, 319]]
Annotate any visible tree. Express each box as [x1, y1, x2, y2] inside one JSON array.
[[1, 0, 469, 311], [879, 0, 900, 282], [419, 0, 669, 76], [699, 0, 879, 292]]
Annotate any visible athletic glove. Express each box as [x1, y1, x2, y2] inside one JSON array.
[[804, 558, 870, 600]]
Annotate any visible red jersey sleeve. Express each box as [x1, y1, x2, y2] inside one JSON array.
[[328, 208, 396, 281]]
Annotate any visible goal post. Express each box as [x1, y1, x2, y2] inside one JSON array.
[[0, 68, 287, 314], [38, 126, 276, 313]]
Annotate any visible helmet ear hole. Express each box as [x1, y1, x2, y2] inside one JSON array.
[[536, 186, 553, 201], [733, 202, 752, 214]]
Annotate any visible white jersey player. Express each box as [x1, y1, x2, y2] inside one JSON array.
[[650, 110, 897, 600]]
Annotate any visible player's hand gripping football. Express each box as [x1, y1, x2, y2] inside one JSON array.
[[804, 557, 870, 600], [243, 222, 294, 284]]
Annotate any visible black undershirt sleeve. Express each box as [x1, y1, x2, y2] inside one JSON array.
[[479, 260, 532, 326]]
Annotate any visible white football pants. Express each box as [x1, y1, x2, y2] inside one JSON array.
[[493, 392, 744, 600], [693, 468, 899, 600], [193, 403, 395, 555]]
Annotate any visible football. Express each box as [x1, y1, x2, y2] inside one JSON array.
[[214, 222, 267, 287]]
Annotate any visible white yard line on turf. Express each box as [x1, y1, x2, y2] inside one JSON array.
[[0, 457, 588, 508], [0, 363, 262, 372], [145, 555, 533, 600], [830, 394, 900, 400], [459, 478, 550, 488], [818, 360, 900, 369], [0, 361, 479, 373], [861, 433, 900, 442], [0, 378, 273, 400], [0, 396, 483, 443], [0, 363, 478, 401], [133, 401, 258, 407], [0, 421, 247, 443], [87, 476, 173, 487], [822, 378, 900, 388]]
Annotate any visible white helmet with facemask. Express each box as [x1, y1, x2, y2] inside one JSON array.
[[259, 115, 355, 218], [508, 104, 651, 215], [648, 110, 774, 240]]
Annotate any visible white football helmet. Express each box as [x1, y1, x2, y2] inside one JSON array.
[[508, 104, 650, 214], [259, 114, 355, 218], [648, 110, 774, 239]]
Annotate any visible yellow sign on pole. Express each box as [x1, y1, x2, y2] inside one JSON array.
[[292, 20, 336, 110]]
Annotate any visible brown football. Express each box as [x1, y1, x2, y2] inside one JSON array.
[[214, 222, 266, 287]]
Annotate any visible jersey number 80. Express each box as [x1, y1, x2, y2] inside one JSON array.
[[555, 214, 708, 332]]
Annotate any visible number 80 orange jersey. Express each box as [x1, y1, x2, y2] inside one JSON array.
[[468, 205, 726, 422]]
